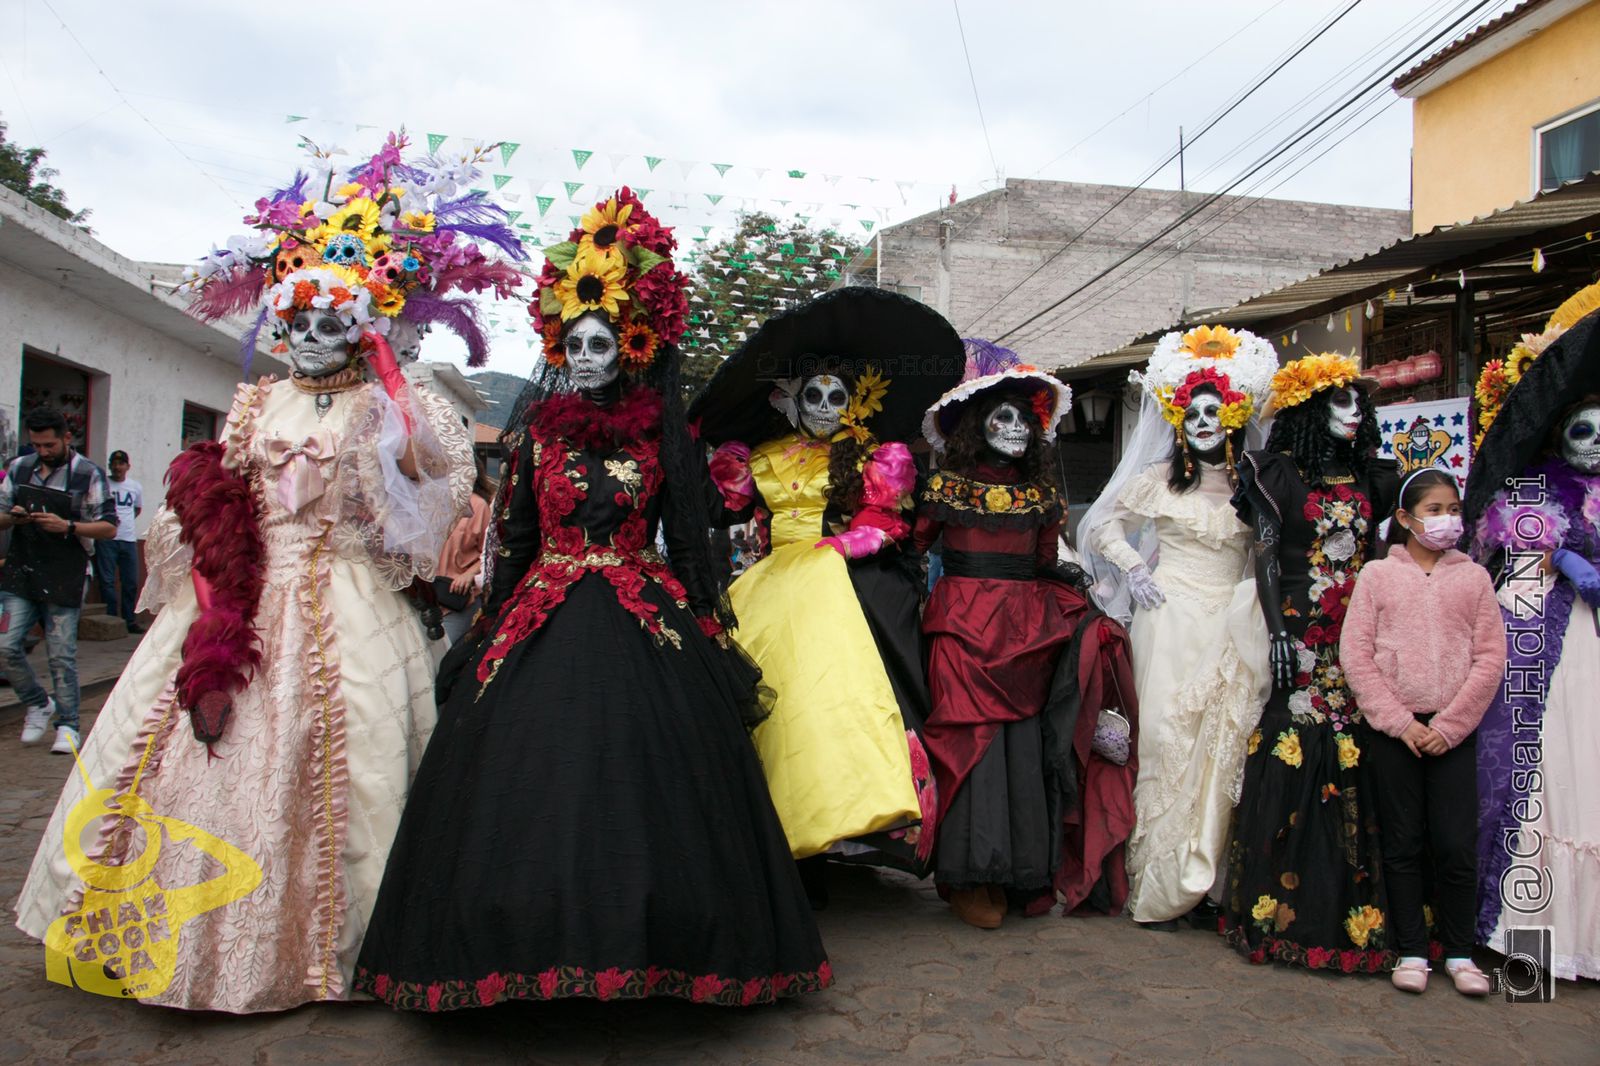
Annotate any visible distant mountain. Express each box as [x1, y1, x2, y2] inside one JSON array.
[[466, 370, 528, 429]]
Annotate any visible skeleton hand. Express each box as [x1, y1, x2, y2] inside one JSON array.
[[1269, 631, 1296, 690], [1127, 564, 1166, 610]]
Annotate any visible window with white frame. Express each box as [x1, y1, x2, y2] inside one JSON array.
[[1537, 100, 1600, 194]]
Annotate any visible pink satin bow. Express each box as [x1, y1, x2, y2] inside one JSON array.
[[265, 433, 332, 514]]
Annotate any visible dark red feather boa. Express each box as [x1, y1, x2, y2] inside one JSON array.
[[531, 387, 662, 450], [165, 441, 266, 748]]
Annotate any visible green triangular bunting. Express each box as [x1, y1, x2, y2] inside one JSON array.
[[860, 220, 875, 233], [285, 114, 308, 124], [493, 174, 512, 189], [536, 195, 555, 216], [499, 142, 520, 165], [565, 181, 585, 200], [571, 149, 593, 169], [645, 156, 663, 171], [712, 163, 733, 178], [505, 210, 521, 224], [705, 194, 723, 206], [427, 133, 448, 153], [787, 170, 806, 179]]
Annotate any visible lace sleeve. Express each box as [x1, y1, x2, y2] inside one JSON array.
[[1089, 469, 1157, 575], [135, 508, 192, 613]]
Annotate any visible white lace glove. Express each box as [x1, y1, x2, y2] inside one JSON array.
[[1127, 563, 1166, 610]]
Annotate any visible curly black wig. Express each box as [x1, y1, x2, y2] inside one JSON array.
[[1263, 381, 1381, 487], [937, 386, 1060, 492], [1166, 383, 1246, 494]]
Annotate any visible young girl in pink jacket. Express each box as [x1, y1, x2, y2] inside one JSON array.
[[1339, 468, 1503, 997]]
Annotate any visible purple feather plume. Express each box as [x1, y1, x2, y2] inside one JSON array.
[[961, 337, 1021, 381], [434, 192, 529, 260], [239, 306, 269, 379], [267, 171, 309, 205], [402, 290, 492, 367], [188, 264, 269, 323]]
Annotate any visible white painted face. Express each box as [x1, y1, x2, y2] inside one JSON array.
[[984, 401, 1031, 459], [388, 318, 423, 366], [799, 374, 848, 438], [1183, 389, 1224, 455], [1326, 385, 1362, 442], [1559, 403, 1600, 473], [288, 308, 354, 378], [564, 314, 620, 392]]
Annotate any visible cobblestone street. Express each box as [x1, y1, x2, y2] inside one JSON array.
[[2, 695, 1597, 1064]]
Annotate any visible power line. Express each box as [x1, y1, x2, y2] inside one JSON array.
[[951, 0, 1000, 183], [961, 0, 1364, 333], [991, 0, 1499, 346], [37, 0, 242, 210]]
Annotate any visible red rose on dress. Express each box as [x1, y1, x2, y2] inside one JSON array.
[[372, 973, 390, 998], [772, 972, 795, 995], [691, 974, 726, 1003], [644, 965, 668, 993], [595, 967, 631, 1001], [1358, 498, 1372, 518], [1303, 500, 1322, 521], [1303, 624, 1327, 646], [741, 978, 767, 1006], [1333, 484, 1353, 501], [538, 968, 560, 998], [1306, 946, 1332, 968], [547, 524, 585, 558], [1339, 949, 1360, 973], [426, 982, 443, 1011], [475, 972, 506, 1006]]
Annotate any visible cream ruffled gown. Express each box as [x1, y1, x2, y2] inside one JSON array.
[[1090, 462, 1270, 923], [13, 377, 472, 1012]]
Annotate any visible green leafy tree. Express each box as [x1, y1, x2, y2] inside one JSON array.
[[0, 118, 90, 228], [679, 213, 861, 400]]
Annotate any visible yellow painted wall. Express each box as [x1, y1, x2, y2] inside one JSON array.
[[1410, 2, 1600, 232]]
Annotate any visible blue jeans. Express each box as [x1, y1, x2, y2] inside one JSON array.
[[94, 539, 141, 624], [0, 593, 80, 728]]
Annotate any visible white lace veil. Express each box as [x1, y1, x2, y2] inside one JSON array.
[[1079, 391, 1176, 625]]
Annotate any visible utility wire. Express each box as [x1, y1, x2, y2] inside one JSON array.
[[952, 0, 1000, 183], [37, 0, 243, 210], [962, 0, 1364, 333], [991, 0, 1497, 346]]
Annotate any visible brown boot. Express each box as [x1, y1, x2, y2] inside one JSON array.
[[951, 888, 1002, 929]]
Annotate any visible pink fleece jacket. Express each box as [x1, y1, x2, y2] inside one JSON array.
[[1339, 545, 1504, 750]]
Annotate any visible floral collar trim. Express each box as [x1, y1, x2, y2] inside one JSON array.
[[532, 386, 663, 451], [923, 469, 1062, 526]]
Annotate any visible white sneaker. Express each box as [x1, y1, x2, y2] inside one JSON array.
[[20, 699, 55, 744], [50, 725, 81, 755]]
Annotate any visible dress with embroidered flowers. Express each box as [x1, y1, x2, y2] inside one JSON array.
[[13, 377, 474, 1013], [353, 387, 830, 1010], [1088, 462, 1269, 924], [1220, 450, 1399, 973]]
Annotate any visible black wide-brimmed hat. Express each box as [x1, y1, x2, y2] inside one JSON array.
[[1465, 291, 1600, 525], [688, 286, 965, 447]]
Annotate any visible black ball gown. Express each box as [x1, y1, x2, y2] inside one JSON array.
[[354, 387, 830, 1009]]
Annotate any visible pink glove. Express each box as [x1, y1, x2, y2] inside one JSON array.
[[860, 442, 916, 507], [361, 330, 413, 433], [709, 441, 755, 512], [192, 571, 214, 612], [816, 527, 891, 560]]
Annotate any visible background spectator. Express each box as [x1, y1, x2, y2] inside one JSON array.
[[94, 449, 144, 634]]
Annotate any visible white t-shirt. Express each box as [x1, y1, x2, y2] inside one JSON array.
[[109, 478, 143, 541]]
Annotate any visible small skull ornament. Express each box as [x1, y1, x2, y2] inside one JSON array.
[[321, 233, 369, 268], [387, 318, 424, 367], [273, 244, 324, 282], [1559, 402, 1600, 473], [369, 250, 421, 290], [564, 313, 621, 392], [287, 307, 354, 378], [1326, 385, 1362, 442], [799, 374, 848, 438], [1184, 388, 1224, 456], [984, 401, 1031, 459]]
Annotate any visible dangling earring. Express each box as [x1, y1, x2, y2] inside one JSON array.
[[1178, 424, 1194, 478], [1225, 435, 1235, 473]]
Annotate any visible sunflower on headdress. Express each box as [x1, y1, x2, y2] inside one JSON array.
[[326, 199, 383, 242], [1269, 353, 1361, 412], [578, 196, 636, 266], [554, 248, 630, 322], [837, 367, 890, 444], [618, 319, 660, 370], [1182, 324, 1242, 360]]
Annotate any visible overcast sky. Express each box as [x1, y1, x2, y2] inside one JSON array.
[[1, 0, 1516, 375]]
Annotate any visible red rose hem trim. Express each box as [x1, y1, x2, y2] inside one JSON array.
[[356, 960, 833, 1011], [1223, 927, 1396, 974]]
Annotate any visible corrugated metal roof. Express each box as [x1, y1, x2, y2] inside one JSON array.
[[1392, 0, 1574, 96], [1075, 170, 1600, 369]]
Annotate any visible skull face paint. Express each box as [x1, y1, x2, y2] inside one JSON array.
[[1326, 385, 1362, 442], [1183, 388, 1225, 456], [287, 308, 354, 378], [984, 401, 1031, 459], [563, 313, 620, 392], [1559, 403, 1600, 473], [799, 374, 848, 438]]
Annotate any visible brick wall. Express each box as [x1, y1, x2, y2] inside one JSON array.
[[857, 178, 1410, 368]]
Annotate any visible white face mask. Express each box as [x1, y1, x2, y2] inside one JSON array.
[[387, 318, 423, 366], [984, 401, 1031, 458], [1183, 391, 1224, 455], [288, 308, 354, 378], [1327, 386, 1362, 442], [564, 314, 620, 392], [799, 374, 848, 438], [1560, 403, 1600, 473]]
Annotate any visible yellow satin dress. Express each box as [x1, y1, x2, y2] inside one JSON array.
[[729, 434, 921, 858]]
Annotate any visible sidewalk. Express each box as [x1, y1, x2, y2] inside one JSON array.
[[0, 630, 141, 714]]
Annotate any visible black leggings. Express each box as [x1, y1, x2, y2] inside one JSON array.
[[1367, 725, 1478, 958]]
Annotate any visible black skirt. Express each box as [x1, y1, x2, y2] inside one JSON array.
[[354, 571, 831, 1010]]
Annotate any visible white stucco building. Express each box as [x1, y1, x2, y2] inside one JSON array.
[[0, 185, 290, 533]]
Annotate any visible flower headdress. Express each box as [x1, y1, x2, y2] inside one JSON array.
[[1267, 352, 1363, 412], [1472, 280, 1600, 447], [530, 188, 690, 371], [184, 131, 528, 367], [1133, 324, 1276, 430]]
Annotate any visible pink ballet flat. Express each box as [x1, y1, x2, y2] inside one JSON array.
[[1447, 961, 1491, 997], [1391, 962, 1429, 994]]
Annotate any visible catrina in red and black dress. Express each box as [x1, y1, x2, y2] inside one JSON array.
[[354, 189, 829, 1010], [917, 341, 1142, 928]]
